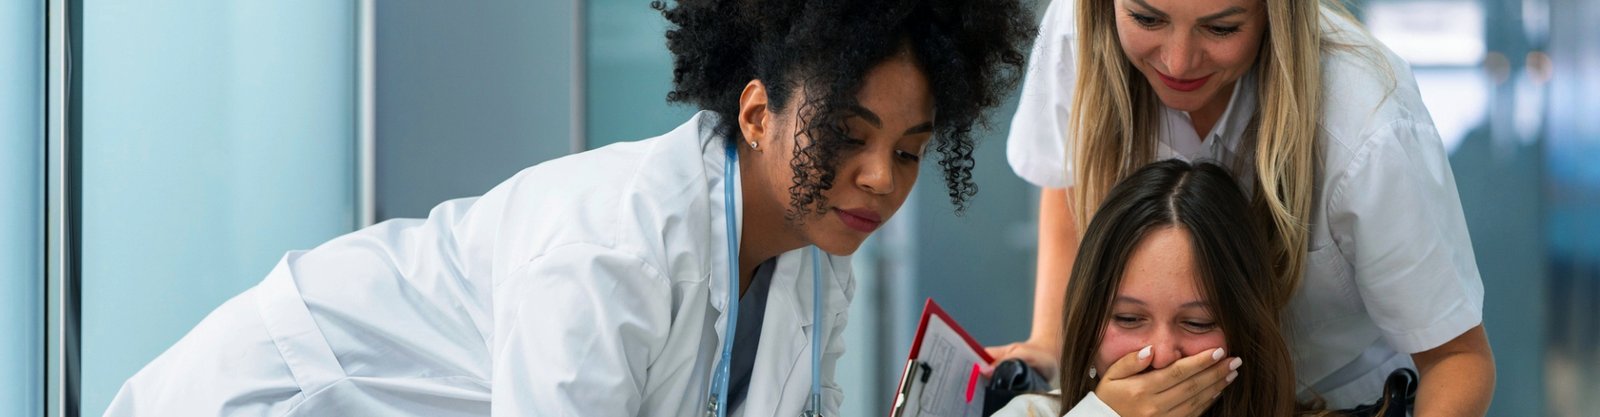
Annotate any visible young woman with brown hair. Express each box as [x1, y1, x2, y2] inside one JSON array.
[[995, 160, 1297, 416]]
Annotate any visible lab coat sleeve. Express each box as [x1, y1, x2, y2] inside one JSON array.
[[491, 243, 672, 416], [1005, 0, 1077, 188], [1326, 119, 1484, 354]]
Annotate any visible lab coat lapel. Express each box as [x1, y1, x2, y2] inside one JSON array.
[[740, 248, 816, 416], [701, 110, 742, 348]]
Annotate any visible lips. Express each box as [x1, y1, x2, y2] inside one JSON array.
[[834, 208, 883, 233], [1157, 71, 1211, 92]]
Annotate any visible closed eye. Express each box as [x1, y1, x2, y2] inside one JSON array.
[[1181, 320, 1217, 333], [1128, 12, 1163, 29], [895, 149, 921, 163], [1204, 25, 1240, 36]]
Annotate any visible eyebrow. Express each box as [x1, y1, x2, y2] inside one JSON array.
[[904, 121, 935, 136], [1125, 0, 1247, 22], [845, 104, 935, 136], [1126, 0, 1168, 18], [1114, 295, 1209, 310], [1198, 6, 1247, 22]]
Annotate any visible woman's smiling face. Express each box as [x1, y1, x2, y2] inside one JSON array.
[[1096, 226, 1227, 373], [1113, 0, 1267, 115]]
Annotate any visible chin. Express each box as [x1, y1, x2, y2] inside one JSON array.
[[811, 236, 865, 257], [1151, 89, 1209, 112]]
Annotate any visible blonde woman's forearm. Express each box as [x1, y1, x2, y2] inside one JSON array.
[[1411, 324, 1496, 417], [1030, 187, 1078, 348]]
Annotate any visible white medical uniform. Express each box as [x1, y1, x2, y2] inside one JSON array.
[[1006, 0, 1483, 408], [991, 392, 1114, 417], [104, 111, 855, 417]]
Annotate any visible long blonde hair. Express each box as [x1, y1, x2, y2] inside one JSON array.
[[1067, 0, 1348, 310]]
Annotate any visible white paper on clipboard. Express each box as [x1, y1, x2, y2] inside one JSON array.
[[889, 299, 994, 417]]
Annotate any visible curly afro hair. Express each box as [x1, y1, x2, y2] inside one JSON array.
[[653, 0, 1035, 216]]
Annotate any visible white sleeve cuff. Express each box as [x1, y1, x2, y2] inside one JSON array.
[[1063, 392, 1122, 417], [1384, 299, 1481, 353], [1007, 142, 1070, 188]]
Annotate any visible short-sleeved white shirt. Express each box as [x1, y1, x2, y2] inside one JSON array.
[[1007, 0, 1485, 408]]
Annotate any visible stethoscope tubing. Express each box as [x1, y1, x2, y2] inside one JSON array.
[[710, 139, 824, 417]]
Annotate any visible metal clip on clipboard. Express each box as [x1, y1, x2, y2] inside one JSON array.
[[891, 359, 935, 416], [887, 299, 993, 417]]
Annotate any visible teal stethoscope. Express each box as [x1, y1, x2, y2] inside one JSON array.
[[706, 139, 825, 417]]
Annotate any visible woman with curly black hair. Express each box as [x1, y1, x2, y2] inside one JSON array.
[[105, 0, 1033, 416]]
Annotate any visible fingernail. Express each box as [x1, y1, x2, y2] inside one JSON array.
[[1229, 358, 1242, 370], [1226, 371, 1238, 382], [1138, 345, 1152, 360], [1211, 348, 1225, 361]]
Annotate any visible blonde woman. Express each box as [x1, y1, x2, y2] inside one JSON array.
[[985, 0, 1495, 415]]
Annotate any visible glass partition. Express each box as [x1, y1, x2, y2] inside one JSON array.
[[76, 3, 357, 415], [2, 1, 44, 416]]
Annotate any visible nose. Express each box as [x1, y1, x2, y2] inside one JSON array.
[[1147, 329, 1184, 369], [1162, 31, 1199, 78], [855, 149, 895, 195]]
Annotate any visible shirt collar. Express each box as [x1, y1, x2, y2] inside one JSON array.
[[695, 110, 742, 315], [1210, 71, 1257, 154], [1161, 71, 1257, 159]]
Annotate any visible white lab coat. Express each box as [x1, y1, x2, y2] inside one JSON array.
[[104, 111, 855, 417]]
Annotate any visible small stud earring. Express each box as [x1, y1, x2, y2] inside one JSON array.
[[1088, 366, 1097, 379], [748, 141, 759, 150]]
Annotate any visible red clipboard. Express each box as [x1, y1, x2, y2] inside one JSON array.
[[888, 298, 994, 417], [907, 298, 994, 363]]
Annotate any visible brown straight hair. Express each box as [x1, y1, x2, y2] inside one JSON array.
[[1056, 159, 1298, 416]]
